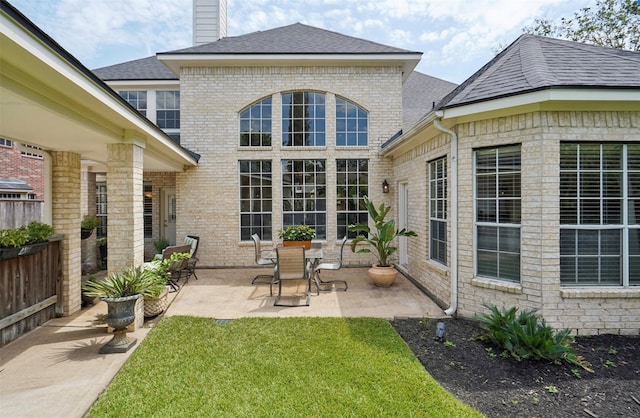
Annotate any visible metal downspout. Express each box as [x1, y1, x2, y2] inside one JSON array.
[[434, 116, 458, 316]]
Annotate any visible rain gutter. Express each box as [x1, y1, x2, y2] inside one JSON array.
[[433, 113, 458, 316]]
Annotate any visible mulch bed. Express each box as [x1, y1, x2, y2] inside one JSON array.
[[391, 317, 640, 418]]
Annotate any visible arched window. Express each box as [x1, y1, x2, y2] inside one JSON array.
[[336, 97, 368, 146], [239, 97, 272, 147]]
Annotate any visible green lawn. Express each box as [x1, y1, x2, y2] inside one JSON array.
[[87, 316, 482, 417]]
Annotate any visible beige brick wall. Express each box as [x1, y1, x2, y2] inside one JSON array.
[[176, 65, 403, 267], [392, 132, 452, 306], [394, 110, 640, 335]]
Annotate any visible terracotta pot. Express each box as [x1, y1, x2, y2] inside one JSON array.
[[367, 265, 398, 287], [282, 240, 312, 250]]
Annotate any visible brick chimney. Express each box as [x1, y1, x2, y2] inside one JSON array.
[[193, 0, 227, 45]]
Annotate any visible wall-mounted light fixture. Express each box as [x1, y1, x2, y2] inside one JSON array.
[[382, 179, 389, 193]]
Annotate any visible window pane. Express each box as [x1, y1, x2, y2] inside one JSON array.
[[239, 97, 272, 147], [336, 97, 368, 146], [282, 159, 326, 239], [429, 157, 448, 264], [282, 92, 326, 147], [475, 145, 521, 282], [239, 160, 272, 240]]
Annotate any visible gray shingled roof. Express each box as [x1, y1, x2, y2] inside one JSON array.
[[0, 179, 32, 191], [403, 72, 457, 130], [437, 34, 640, 110], [92, 56, 177, 81], [160, 22, 418, 55]]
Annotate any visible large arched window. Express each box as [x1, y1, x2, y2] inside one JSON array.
[[336, 97, 368, 146], [239, 97, 272, 147]]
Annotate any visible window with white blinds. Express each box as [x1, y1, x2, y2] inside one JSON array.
[[475, 145, 521, 282], [560, 143, 640, 286]]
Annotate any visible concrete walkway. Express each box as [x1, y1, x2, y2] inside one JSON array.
[[0, 267, 445, 417]]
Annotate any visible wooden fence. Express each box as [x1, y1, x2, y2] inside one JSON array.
[[0, 200, 43, 229], [0, 236, 62, 347]]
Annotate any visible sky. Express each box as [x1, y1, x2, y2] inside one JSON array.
[[8, 0, 596, 84]]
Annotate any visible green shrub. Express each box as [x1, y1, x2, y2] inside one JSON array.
[[0, 227, 29, 248], [476, 304, 592, 371], [25, 221, 54, 243], [0, 222, 54, 247]]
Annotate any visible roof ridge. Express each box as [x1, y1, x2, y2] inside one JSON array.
[[519, 35, 558, 89]]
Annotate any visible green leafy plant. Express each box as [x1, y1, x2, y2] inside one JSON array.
[[0, 222, 53, 247], [81, 266, 165, 299], [25, 221, 54, 243], [143, 251, 191, 296], [608, 348, 618, 355], [545, 385, 559, 394], [153, 237, 170, 253], [0, 227, 29, 248], [348, 196, 417, 267], [277, 225, 316, 241], [604, 359, 617, 368], [81, 215, 100, 230], [476, 304, 593, 372]]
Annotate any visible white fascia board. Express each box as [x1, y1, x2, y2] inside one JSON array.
[[158, 53, 420, 79], [443, 89, 640, 119]]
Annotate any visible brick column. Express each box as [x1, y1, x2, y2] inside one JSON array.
[[50, 151, 82, 316], [106, 142, 145, 272]]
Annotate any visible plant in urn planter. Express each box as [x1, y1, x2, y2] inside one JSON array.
[[348, 196, 417, 287], [82, 266, 162, 353], [278, 225, 316, 250], [81, 215, 100, 240]]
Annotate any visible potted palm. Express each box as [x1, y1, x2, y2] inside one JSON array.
[[82, 266, 162, 353], [278, 225, 316, 250], [348, 196, 417, 287]]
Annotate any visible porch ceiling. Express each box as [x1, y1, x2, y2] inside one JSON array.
[[0, 7, 197, 172]]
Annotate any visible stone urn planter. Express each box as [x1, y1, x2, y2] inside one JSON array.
[[368, 264, 399, 287], [101, 294, 142, 354], [81, 266, 164, 354]]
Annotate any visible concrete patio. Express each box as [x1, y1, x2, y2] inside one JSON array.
[[0, 267, 445, 417], [167, 266, 446, 319]]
